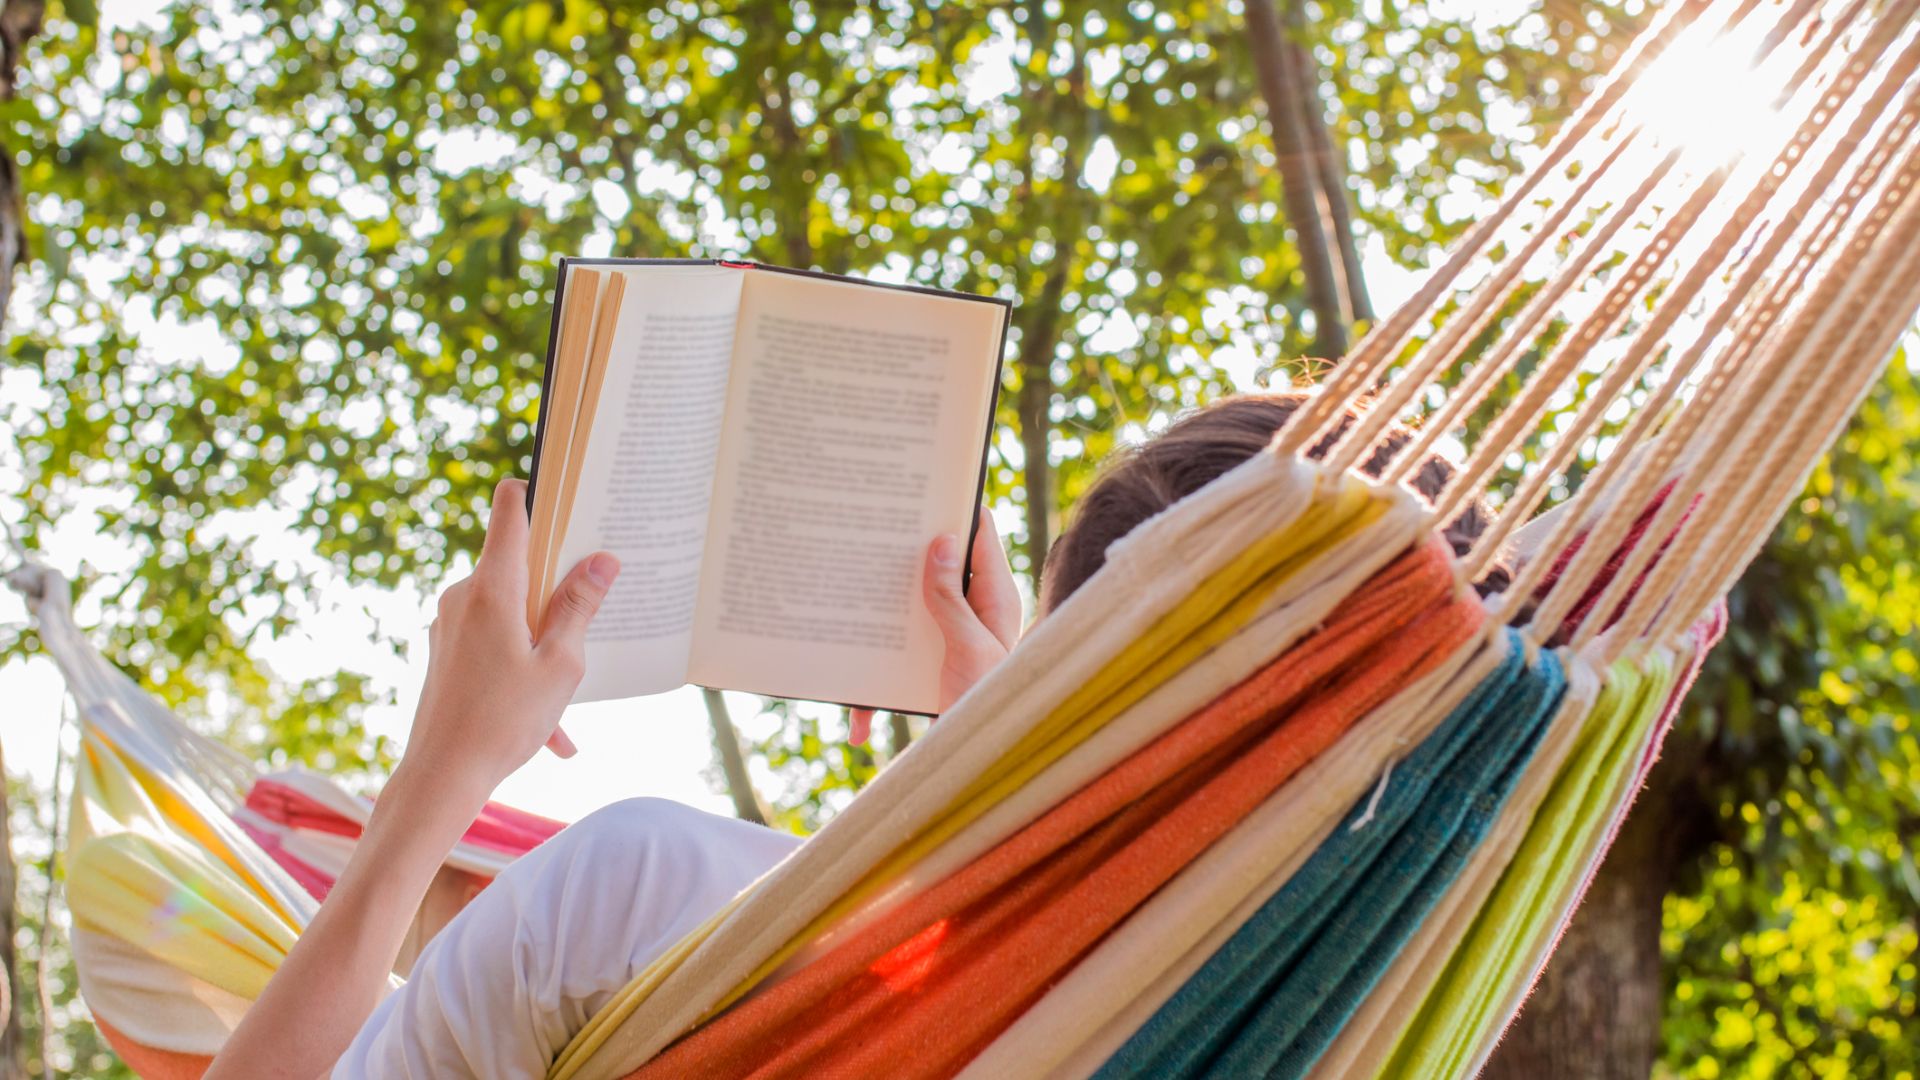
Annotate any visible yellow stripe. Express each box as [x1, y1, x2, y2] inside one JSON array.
[[66, 729, 308, 1014], [79, 727, 304, 928]]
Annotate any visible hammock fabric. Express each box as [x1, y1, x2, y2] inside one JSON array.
[[628, 538, 1479, 1080], [1094, 634, 1566, 1079], [8, 558, 567, 1072], [238, 774, 566, 900], [10, 0, 1920, 1077]]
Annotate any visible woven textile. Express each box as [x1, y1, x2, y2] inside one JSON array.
[[625, 538, 1481, 1080], [1096, 631, 1566, 1079]]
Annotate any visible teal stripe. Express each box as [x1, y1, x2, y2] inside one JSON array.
[[1094, 630, 1565, 1080]]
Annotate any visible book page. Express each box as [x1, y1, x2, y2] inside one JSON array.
[[687, 272, 1006, 713], [549, 263, 748, 702]]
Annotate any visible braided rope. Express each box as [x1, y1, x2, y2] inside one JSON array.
[[1269, 0, 1725, 460], [1611, 128, 1920, 654], [1554, 53, 1920, 649], [1501, 10, 1920, 629]]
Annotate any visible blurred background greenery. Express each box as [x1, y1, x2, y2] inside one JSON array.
[[0, 0, 1913, 1076]]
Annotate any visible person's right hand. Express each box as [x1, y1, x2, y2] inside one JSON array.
[[406, 478, 621, 801], [850, 507, 1021, 745]]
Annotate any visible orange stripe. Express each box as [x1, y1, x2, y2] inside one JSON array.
[[93, 1018, 211, 1080]]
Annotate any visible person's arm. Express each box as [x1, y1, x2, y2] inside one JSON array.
[[207, 478, 620, 1080], [849, 506, 1021, 745]]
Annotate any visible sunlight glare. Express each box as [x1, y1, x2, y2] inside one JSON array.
[[1617, 15, 1798, 172]]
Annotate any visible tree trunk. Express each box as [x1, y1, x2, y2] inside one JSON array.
[[0, 5, 45, 1074], [1282, 11, 1371, 324], [703, 689, 770, 826], [0, 746, 24, 1080], [1011, 19, 1088, 590], [886, 713, 913, 755], [1016, 296, 1061, 585], [1481, 747, 1709, 1079], [1244, 0, 1348, 358], [761, 70, 815, 271], [0, 0, 39, 327]]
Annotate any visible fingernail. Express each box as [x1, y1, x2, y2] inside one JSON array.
[[586, 553, 620, 587], [932, 534, 959, 566]]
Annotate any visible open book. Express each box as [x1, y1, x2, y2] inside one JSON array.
[[524, 259, 1010, 715]]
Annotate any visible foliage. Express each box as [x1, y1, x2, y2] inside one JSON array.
[[1661, 355, 1920, 1077], [0, 0, 1626, 684], [0, 0, 1636, 857], [740, 699, 917, 834]]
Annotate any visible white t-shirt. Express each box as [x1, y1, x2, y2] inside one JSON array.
[[335, 797, 799, 1079]]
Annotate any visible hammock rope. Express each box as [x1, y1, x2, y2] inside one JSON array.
[[1545, 60, 1920, 648], [1275, 0, 1722, 456], [8, 1, 1919, 1078], [1604, 122, 1920, 651]]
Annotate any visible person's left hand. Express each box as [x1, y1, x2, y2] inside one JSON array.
[[850, 507, 1021, 745]]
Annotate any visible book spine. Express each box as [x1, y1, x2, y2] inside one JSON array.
[[526, 257, 575, 516]]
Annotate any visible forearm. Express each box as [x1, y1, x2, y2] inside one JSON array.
[[206, 760, 491, 1080], [202, 478, 616, 1078]]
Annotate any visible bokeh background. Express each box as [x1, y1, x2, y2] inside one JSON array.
[[0, 0, 1914, 1076]]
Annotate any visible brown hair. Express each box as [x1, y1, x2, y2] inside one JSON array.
[[1040, 392, 1505, 610]]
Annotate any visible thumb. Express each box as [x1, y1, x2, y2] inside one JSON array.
[[537, 553, 620, 659], [922, 534, 975, 635]]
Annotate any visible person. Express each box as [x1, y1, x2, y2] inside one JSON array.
[[205, 391, 1491, 1079]]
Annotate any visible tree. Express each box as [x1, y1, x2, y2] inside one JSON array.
[[0, 743, 21, 1080], [5, 777, 132, 1080], [1243, 0, 1353, 357], [10, 0, 1911, 1073]]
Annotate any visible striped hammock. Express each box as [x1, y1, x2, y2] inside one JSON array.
[[10, 0, 1920, 1075]]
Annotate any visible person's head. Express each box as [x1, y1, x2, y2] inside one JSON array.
[[1039, 391, 1500, 613]]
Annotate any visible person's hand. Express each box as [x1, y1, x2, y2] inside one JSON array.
[[850, 507, 1021, 745], [404, 478, 620, 801]]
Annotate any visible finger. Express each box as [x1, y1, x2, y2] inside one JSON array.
[[546, 725, 578, 758], [849, 708, 873, 747], [478, 479, 531, 587], [966, 507, 1023, 650], [536, 552, 620, 658]]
